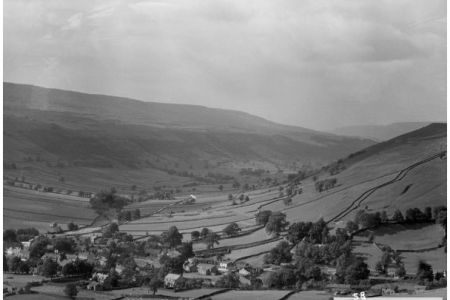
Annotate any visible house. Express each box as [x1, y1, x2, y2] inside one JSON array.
[[197, 263, 218, 275], [115, 264, 125, 275], [77, 252, 96, 264], [21, 239, 33, 249], [164, 273, 183, 288], [91, 272, 109, 284], [239, 268, 251, 277], [166, 249, 181, 259], [98, 256, 108, 267], [218, 260, 234, 273], [386, 264, 399, 278]]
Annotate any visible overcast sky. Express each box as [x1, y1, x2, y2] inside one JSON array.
[[4, 0, 446, 130]]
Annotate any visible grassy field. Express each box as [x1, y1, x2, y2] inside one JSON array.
[[3, 186, 98, 232], [211, 290, 292, 300], [224, 239, 282, 261], [372, 223, 445, 250], [401, 248, 447, 274], [287, 290, 334, 300]]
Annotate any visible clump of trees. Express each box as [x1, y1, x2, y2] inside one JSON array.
[[255, 210, 273, 226], [118, 209, 141, 222], [264, 241, 292, 265], [90, 188, 130, 214], [223, 223, 241, 237], [265, 212, 289, 236], [315, 178, 337, 192]]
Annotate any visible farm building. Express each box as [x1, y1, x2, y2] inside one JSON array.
[[239, 268, 250, 277], [218, 260, 234, 273], [164, 273, 183, 288], [197, 263, 218, 275]]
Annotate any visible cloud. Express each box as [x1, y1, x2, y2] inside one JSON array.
[[3, 0, 446, 130]]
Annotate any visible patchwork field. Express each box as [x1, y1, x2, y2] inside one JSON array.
[[372, 223, 445, 250], [3, 186, 98, 232], [211, 289, 292, 300]]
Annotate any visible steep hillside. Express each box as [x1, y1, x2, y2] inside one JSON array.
[[275, 123, 446, 223], [332, 122, 431, 141], [3, 83, 373, 191]]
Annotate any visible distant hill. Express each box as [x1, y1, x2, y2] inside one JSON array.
[[332, 122, 432, 141], [4, 82, 373, 172]]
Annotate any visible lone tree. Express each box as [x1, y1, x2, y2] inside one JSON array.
[[345, 221, 359, 233], [265, 212, 289, 236], [162, 226, 183, 248], [64, 283, 78, 299], [256, 210, 272, 226], [416, 260, 434, 282], [148, 277, 163, 295], [191, 231, 200, 241], [223, 223, 240, 237], [204, 231, 220, 249]]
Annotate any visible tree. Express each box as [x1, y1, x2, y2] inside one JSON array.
[[200, 228, 210, 239], [67, 222, 78, 231], [287, 222, 314, 244], [162, 226, 183, 248], [256, 210, 272, 226], [132, 209, 141, 220], [148, 277, 163, 295], [179, 242, 194, 260], [283, 197, 292, 206], [265, 212, 289, 235], [228, 194, 233, 202], [416, 260, 433, 282], [54, 238, 76, 253], [239, 194, 245, 202], [345, 221, 359, 233], [223, 223, 240, 237], [218, 185, 224, 191], [375, 261, 385, 274], [264, 241, 292, 265], [41, 258, 58, 278], [216, 273, 240, 288], [4, 229, 17, 243], [392, 209, 404, 223], [89, 188, 129, 214], [380, 211, 388, 223], [343, 258, 370, 284], [64, 283, 78, 299], [191, 231, 200, 241], [424, 207, 432, 221], [104, 223, 119, 238], [29, 237, 50, 259], [204, 232, 220, 249]]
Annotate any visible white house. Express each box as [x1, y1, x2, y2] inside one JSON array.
[[164, 273, 182, 288], [218, 260, 234, 273]]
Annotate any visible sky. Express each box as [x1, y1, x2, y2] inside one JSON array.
[[4, 0, 447, 131]]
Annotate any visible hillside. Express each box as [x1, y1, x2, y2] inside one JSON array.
[[3, 82, 373, 191], [332, 122, 431, 141]]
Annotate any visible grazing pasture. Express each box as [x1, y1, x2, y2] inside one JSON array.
[[3, 186, 98, 231], [211, 289, 292, 300], [372, 223, 445, 250], [401, 248, 446, 274]]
